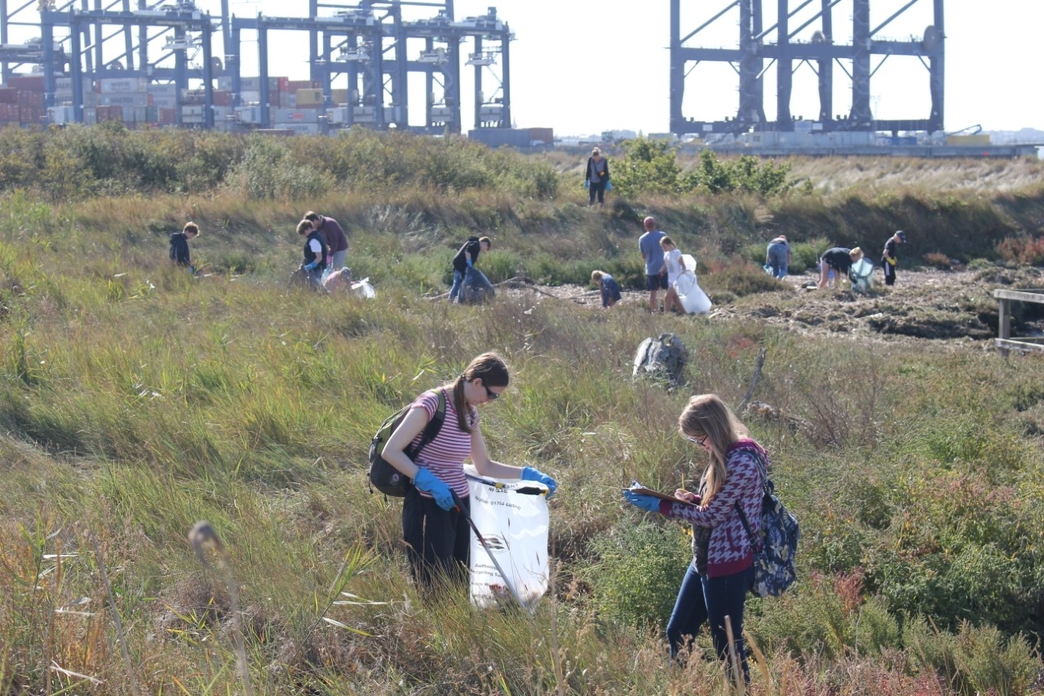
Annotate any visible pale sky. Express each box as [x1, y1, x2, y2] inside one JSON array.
[[17, 1, 1044, 136]]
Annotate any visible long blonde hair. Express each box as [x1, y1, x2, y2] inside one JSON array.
[[678, 394, 748, 502]]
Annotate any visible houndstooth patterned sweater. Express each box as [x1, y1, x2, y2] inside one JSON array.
[[658, 439, 767, 578]]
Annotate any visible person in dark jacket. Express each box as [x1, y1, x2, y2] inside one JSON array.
[[584, 147, 611, 206], [297, 218, 328, 288], [169, 222, 199, 273], [448, 236, 491, 304], [881, 230, 907, 286], [304, 211, 348, 271]]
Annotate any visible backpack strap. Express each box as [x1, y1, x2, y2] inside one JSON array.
[[404, 388, 447, 461]]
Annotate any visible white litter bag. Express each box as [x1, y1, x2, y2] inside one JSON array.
[[674, 270, 713, 315], [463, 466, 550, 610], [351, 278, 376, 299]]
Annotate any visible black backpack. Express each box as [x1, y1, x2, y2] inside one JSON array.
[[368, 390, 447, 496]]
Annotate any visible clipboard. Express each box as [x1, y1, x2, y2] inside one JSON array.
[[624, 485, 686, 503]]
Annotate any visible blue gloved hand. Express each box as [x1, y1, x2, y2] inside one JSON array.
[[623, 490, 662, 514], [583, 180, 590, 189], [466, 259, 473, 268], [605, 180, 612, 192], [303, 261, 318, 271], [521, 466, 557, 498], [413, 468, 454, 511]]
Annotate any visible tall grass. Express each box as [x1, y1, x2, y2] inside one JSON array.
[[0, 134, 1043, 693]]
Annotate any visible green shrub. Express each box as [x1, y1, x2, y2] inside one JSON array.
[[747, 571, 900, 660], [904, 618, 1041, 696], [611, 138, 683, 197], [585, 519, 691, 628]]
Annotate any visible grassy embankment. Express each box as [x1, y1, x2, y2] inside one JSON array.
[[1, 126, 1044, 694]]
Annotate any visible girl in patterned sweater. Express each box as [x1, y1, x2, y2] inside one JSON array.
[[624, 394, 767, 683]]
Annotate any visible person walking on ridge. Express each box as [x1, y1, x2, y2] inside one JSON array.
[[585, 147, 611, 207]]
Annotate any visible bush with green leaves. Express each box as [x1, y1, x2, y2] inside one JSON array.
[[610, 137, 684, 197], [904, 618, 1041, 696], [585, 518, 692, 628]]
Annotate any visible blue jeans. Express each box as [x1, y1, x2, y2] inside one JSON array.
[[767, 243, 789, 279], [448, 269, 465, 303], [666, 561, 753, 682]]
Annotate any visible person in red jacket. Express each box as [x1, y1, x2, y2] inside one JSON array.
[[623, 394, 767, 683]]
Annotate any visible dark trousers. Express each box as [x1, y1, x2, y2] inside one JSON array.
[[589, 181, 606, 205], [883, 260, 896, 286], [402, 486, 471, 588], [666, 561, 753, 682]]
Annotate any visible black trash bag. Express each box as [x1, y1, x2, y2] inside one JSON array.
[[633, 333, 687, 388], [461, 266, 496, 305]]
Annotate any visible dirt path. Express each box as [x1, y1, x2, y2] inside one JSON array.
[[500, 266, 1044, 348]]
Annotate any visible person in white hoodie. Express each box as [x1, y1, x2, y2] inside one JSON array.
[[660, 236, 685, 314]]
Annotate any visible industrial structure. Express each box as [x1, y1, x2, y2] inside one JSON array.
[[0, 1, 514, 134], [670, 0, 945, 142]]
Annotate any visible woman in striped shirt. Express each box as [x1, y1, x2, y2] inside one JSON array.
[[383, 352, 557, 587]]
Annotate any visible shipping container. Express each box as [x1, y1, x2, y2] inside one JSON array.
[[527, 127, 554, 145], [83, 107, 97, 125], [326, 106, 348, 124], [239, 76, 288, 92], [7, 74, 45, 91], [97, 105, 123, 122], [240, 90, 261, 104], [181, 105, 204, 117], [99, 77, 149, 94], [0, 103, 20, 121], [331, 88, 349, 105], [272, 108, 319, 123], [947, 134, 991, 146], [151, 96, 177, 109], [234, 105, 265, 124], [295, 88, 324, 107], [101, 92, 151, 107], [55, 77, 94, 95], [468, 128, 531, 148], [148, 83, 177, 96], [286, 79, 319, 91], [274, 122, 321, 135], [47, 105, 75, 125], [213, 90, 233, 107], [0, 88, 18, 104]]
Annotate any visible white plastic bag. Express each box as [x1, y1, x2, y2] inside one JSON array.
[[674, 270, 713, 314], [463, 466, 549, 610], [681, 254, 697, 273], [351, 278, 375, 299]]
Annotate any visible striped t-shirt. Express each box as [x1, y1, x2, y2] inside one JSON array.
[[409, 389, 477, 498]]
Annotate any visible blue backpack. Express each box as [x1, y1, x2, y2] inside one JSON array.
[[735, 453, 800, 597]]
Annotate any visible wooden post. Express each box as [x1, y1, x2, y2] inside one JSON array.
[[999, 297, 1010, 358]]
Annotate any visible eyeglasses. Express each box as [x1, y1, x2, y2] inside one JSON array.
[[484, 385, 500, 401], [687, 434, 708, 447]]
